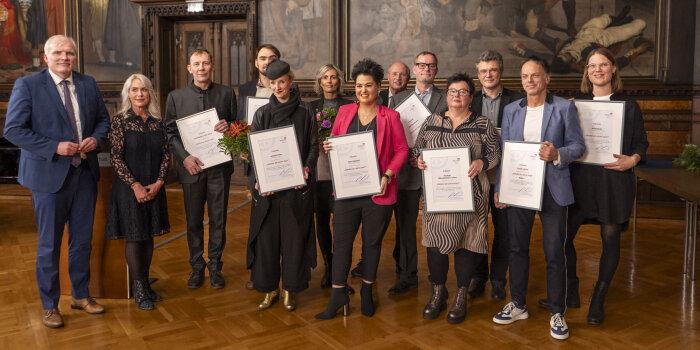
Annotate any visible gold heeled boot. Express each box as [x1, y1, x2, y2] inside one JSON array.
[[281, 289, 296, 312], [258, 289, 280, 310]]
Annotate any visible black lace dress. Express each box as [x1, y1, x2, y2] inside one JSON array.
[[105, 110, 170, 241]]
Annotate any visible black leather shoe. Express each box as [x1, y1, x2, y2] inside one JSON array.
[[423, 284, 447, 319], [187, 268, 205, 289], [446, 286, 468, 324], [491, 281, 506, 301], [388, 280, 418, 295], [210, 269, 225, 289], [467, 279, 486, 299], [587, 281, 609, 325], [350, 264, 363, 279]]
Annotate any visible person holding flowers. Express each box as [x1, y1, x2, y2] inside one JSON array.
[[309, 64, 354, 290], [247, 60, 319, 312]]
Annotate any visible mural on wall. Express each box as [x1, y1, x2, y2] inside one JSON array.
[[81, 0, 141, 82], [0, 0, 64, 83], [259, 0, 332, 79], [348, 0, 657, 78]]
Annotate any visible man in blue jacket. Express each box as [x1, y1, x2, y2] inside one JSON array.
[[492, 56, 585, 340], [4, 35, 110, 328]]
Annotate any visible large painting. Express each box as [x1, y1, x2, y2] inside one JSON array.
[[259, 0, 333, 79], [80, 0, 142, 82], [347, 0, 658, 78], [0, 0, 65, 83]]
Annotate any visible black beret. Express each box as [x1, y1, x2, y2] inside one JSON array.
[[266, 59, 290, 80]]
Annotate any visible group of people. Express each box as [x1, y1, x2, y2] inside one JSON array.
[[4, 34, 648, 342]]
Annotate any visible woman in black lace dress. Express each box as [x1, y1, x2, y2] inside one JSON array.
[[105, 74, 170, 310]]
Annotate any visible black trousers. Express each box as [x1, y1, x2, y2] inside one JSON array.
[[314, 181, 334, 259], [427, 247, 479, 288], [331, 197, 393, 285], [392, 188, 421, 283], [182, 165, 231, 271], [473, 186, 510, 285], [251, 197, 310, 293], [508, 185, 568, 314]]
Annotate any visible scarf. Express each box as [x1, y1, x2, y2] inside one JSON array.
[[269, 88, 301, 127]]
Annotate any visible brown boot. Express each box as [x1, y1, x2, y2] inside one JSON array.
[[42, 308, 64, 328], [70, 297, 105, 314], [446, 286, 468, 324]]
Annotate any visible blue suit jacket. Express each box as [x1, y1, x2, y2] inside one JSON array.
[[4, 70, 110, 193], [496, 93, 585, 207]]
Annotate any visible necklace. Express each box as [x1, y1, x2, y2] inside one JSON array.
[[357, 113, 375, 133]]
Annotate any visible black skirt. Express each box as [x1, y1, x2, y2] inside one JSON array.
[[569, 163, 635, 230]]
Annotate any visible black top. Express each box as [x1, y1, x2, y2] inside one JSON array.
[[569, 93, 649, 228], [105, 110, 170, 240], [347, 112, 378, 143]]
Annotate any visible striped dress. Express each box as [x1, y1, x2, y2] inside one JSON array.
[[414, 113, 501, 254]]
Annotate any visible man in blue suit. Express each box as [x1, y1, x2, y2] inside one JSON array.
[[4, 35, 110, 328], [491, 56, 585, 340]]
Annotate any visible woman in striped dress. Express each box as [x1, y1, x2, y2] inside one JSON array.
[[415, 73, 501, 324]]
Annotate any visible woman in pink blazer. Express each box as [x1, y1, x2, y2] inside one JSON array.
[[316, 59, 409, 320]]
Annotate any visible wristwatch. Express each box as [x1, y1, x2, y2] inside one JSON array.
[[381, 174, 391, 183]]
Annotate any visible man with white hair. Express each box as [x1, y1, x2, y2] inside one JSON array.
[[4, 35, 111, 328]]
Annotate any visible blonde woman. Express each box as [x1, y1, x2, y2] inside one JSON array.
[[105, 74, 170, 310]]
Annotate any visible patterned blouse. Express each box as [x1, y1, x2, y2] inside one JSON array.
[[414, 113, 501, 254]]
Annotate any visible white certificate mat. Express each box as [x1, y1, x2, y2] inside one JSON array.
[[498, 141, 546, 211], [175, 108, 231, 169], [248, 125, 306, 194], [421, 147, 474, 213], [327, 131, 381, 200], [574, 100, 625, 165], [393, 93, 431, 148], [246, 96, 269, 125]]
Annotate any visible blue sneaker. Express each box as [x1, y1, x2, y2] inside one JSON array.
[[493, 301, 529, 324], [550, 313, 569, 340]]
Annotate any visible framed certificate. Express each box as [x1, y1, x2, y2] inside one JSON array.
[[327, 131, 382, 200], [498, 141, 546, 211], [574, 100, 625, 165], [248, 125, 306, 194], [421, 147, 474, 213], [246, 96, 269, 125], [393, 93, 431, 148], [175, 108, 232, 169]]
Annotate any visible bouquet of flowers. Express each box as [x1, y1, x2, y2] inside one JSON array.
[[218, 121, 251, 161], [316, 106, 338, 141]]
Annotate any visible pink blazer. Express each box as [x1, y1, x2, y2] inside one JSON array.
[[332, 103, 409, 205]]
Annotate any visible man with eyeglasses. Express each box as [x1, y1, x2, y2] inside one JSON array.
[[384, 51, 447, 295], [492, 56, 585, 340], [378, 61, 410, 107], [467, 50, 523, 302]]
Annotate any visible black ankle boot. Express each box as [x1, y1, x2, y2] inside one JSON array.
[[360, 282, 375, 317], [315, 287, 350, 320], [587, 281, 610, 325], [423, 284, 448, 319], [133, 279, 154, 311], [446, 286, 468, 324], [321, 254, 332, 288], [567, 277, 580, 308]]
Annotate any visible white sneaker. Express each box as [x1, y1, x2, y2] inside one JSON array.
[[493, 301, 529, 324], [550, 313, 569, 340]]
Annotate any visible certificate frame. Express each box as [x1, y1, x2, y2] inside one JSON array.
[[421, 147, 474, 213], [248, 125, 307, 194], [246, 96, 269, 125], [327, 131, 382, 200], [393, 93, 432, 148], [175, 108, 232, 170], [574, 100, 626, 165], [498, 141, 547, 211]]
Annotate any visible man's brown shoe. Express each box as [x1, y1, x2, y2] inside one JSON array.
[[70, 297, 105, 314], [43, 308, 64, 328]]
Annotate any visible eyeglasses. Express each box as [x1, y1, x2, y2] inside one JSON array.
[[478, 68, 500, 75], [586, 62, 611, 70], [447, 89, 470, 96], [414, 62, 437, 70]]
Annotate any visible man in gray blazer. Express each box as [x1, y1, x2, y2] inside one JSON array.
[[387, 51, 447, 295], [165, 49, 237, 290], [492, 56, 584, 340]]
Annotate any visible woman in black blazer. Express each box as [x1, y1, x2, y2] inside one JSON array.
[[309, 64, 354, 289], [548, 48, 648, 325]]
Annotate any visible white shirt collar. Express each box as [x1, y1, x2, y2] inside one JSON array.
[[48, 69, 73, 86]]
